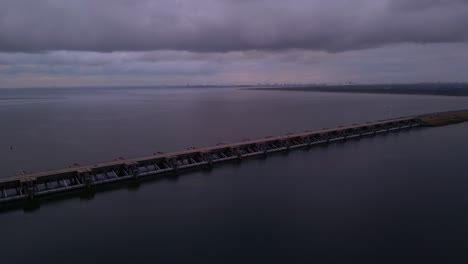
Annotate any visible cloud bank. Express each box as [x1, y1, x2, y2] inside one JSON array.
[[1, 0, 468, 53], [1, 0, 468, 87]]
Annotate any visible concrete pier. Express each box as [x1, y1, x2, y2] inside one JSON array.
[[1, 109, 467, 205]]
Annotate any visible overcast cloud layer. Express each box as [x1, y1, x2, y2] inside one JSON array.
[[1, 0, 468, 52], [1, 0, 468, 87]]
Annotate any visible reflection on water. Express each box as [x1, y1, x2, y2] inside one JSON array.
[[1, 87, 468, 263]]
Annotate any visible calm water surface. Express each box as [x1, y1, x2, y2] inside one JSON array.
[[1, 87, 468, 263]]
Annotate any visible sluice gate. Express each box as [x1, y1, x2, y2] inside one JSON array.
[[1, 109, 467, 205]]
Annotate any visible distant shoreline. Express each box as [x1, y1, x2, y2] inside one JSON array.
[[243, 84, 468, 97], [0, 97, 67, 100]]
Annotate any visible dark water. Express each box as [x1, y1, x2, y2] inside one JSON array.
[[1, 87, 468, 263]]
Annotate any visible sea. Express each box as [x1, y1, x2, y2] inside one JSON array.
[[1, 87, 468, 263]]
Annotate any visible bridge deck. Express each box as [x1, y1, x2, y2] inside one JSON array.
[[1, 109, 467, 205]]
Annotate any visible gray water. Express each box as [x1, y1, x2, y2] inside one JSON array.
[[1, 87, 468, 263]]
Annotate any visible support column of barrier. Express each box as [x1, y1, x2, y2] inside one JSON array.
[[124, 162, 139, 179], [232, 147, 242, 161], [284, 139, 291, 151], [205, 152, 213, 168], [21, 178, 36, 199], [168, 158, 178, 173], [260, 144, 268, 157], [78, 168, 93, 188]]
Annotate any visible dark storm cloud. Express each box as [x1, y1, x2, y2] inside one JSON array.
[[1, 0, 467, 53]]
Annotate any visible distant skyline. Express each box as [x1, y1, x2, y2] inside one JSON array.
[[1, 0, 468, 88]]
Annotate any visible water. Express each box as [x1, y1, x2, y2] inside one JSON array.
[[1, 87, 468, 263]]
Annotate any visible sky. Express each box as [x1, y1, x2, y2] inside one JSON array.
[[1, 0, 468, 88]]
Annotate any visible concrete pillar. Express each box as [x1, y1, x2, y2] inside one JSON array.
[[84, 173, 93, 187], [261, 144, 268, 157], [132, 167, 139, 179], [170, 158, 179, 172], [78, 169, 93, 187], [124, 162, 138, 179], [205, 152, 213, 168], [285, 139, 291, 151], [21, 178, 36, 199], [234, 148, 242, 161]]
